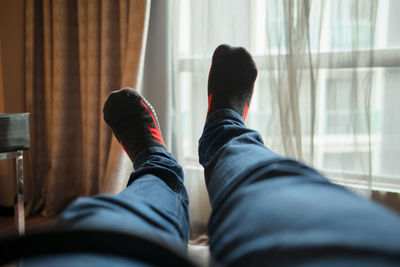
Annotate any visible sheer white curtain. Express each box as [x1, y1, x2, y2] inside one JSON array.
[[170, 0, 400, 235]]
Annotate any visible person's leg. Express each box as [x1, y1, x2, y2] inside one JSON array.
[[55, 146, 190, 249], [200, 109, 400, 266], [200, 45, 400, 266], [55, 88, 190, 249]]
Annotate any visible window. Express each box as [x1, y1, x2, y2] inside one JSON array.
[[172, 0, 400, 193]]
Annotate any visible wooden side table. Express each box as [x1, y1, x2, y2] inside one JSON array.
[[0, 113, 30, 236]]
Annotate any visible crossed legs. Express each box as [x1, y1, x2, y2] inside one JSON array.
[[54, 45, 400, 266]]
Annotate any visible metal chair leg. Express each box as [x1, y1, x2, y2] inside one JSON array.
[[15, 150, 25, 236]]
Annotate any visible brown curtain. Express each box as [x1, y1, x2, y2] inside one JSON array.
[[0, 39, 4, 113], [25, 0, 149, 216]]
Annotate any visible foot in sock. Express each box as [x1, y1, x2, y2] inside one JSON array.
[[207, 44, 258, 121], [103, 88, 166, 161]]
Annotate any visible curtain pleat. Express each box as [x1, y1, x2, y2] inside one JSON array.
[[25, 0, 149, 216], [0, 38, 5, 113], [0, 39, 15, 204]]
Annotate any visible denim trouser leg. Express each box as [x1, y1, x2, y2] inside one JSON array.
[[199, 109, 400, 266], [55, 146, 190, 250]]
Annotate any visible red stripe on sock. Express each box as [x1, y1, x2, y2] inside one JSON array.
[[148, 126, 164, 145], [207, 64, 212, 113], [207, 93, 213, 114], [141, 99, 166, 147], [243, 102, 249, 122]]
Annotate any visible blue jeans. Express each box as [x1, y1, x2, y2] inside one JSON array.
[[39, 109, 400, 266], [199, 110, 400, 266]]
